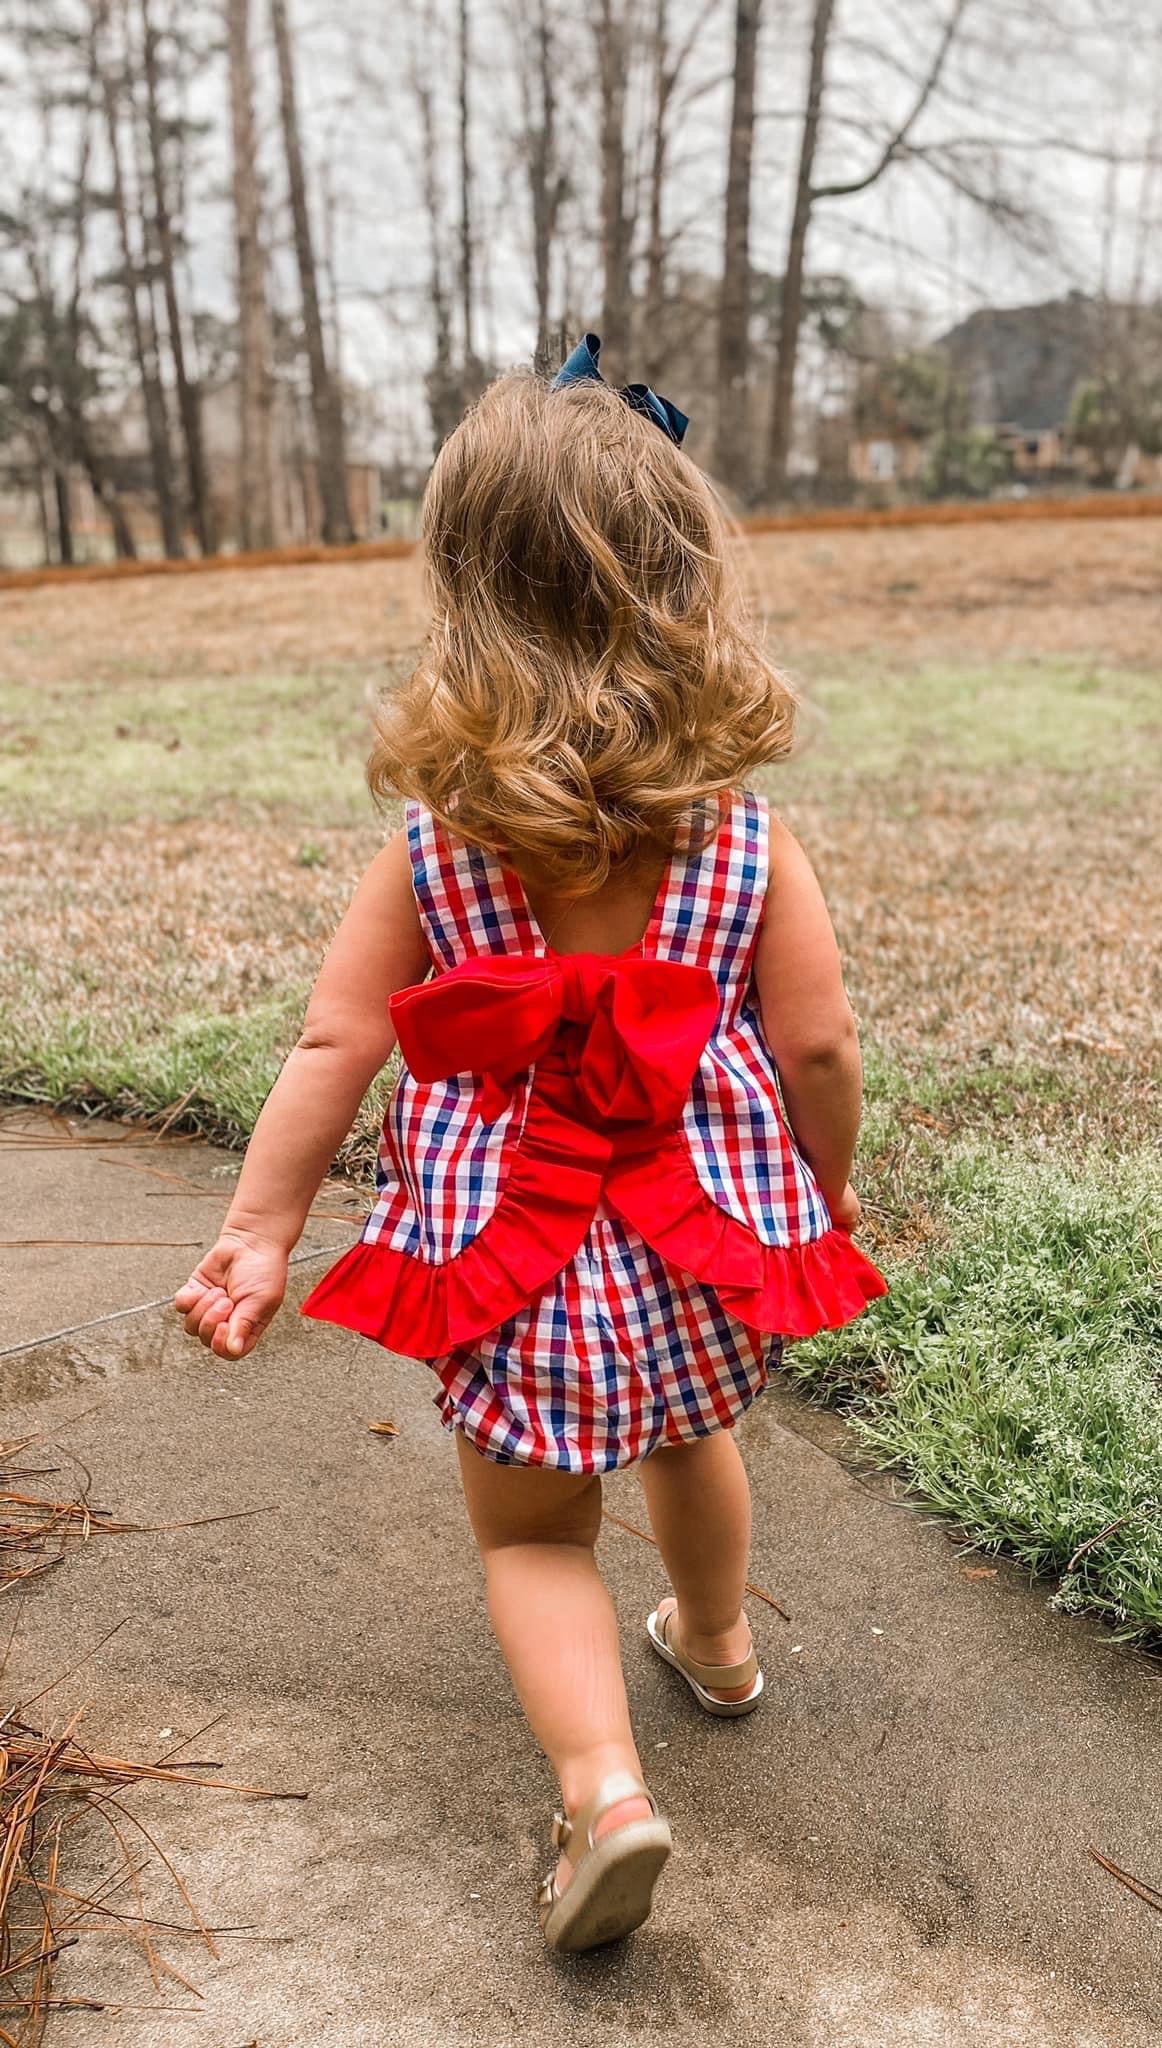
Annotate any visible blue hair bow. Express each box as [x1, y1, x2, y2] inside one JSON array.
[[552, 332, 689, 448]]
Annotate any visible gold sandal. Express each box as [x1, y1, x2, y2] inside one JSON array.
[[646, 1601, 764, 1717], [537, 1769, 672, 1953]]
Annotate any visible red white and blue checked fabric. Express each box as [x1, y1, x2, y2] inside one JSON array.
[[362, 794, 830, 1471], [435, 1205, 775, 1469]]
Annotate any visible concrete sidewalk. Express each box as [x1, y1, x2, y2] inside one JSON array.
[[3, 1111, 1159, 2047]]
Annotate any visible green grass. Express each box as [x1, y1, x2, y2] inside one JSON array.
[[3, 654, 1156, 829], [0, 665, 389, 827], [789, 1143, 1162, 1638], [0, 989, 395, 1166], [0, 995, 306, 1147], [784, 656, 1161, 789]]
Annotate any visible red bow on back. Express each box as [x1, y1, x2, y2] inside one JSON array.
[[390, 952, 720, 1126]]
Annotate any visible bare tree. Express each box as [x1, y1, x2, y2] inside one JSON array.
[[456, 0, 478, 375], [5, 242, 77, 563], [71, 23, 139, 558], [226, 0, 274, 548], [410, 45, 460, 447], [766, 0, 971, 493], [715, 0, 762, 494], [640, 0, 716, 386], [97, 20, 181, 555], [594, 0, 631, 381], [642, 0, 673, 386], [140, 0, 214, 551], [270, 0, 353, 543], [3, 10, 139, 561], [94, 0, 184, 555], [57, 116, 137, 558], [510, 0, 566, 370]]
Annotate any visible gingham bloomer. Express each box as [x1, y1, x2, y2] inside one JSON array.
[[301, 792, 886, 1471]]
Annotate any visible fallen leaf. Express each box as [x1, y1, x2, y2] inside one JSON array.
[[367, 1420, 399, 1437], [961, 1566, 998, 1579]]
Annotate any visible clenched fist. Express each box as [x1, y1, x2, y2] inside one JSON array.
[[174, 1229, 289, 1359]]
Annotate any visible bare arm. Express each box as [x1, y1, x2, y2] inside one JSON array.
[[175, 829, 430, 1357], [752, 811, 864, 1227]]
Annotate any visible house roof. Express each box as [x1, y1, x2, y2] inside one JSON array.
[[936, 294, 1102, 434]]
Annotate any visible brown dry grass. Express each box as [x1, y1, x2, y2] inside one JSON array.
[[4, 515, 1161, 687], [799, 777, 1160, 1074], [746, 517, 1162, 666], [811, 776, 1160, 1168]]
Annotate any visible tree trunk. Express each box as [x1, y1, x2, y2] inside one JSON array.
[[35, 452, 54, 566], [767, 0, 834, 493], [52, 454, 75, 565], [527, 0, 560, 370], [595, 0, 630, 382], [714, 0, 762, 493], [140, 0, 215, 552], [642, 0, 671, 387], [68, 4, 137, 558], [457, 0, 476, 374], [226, 0, 274, 550], [413, 64, 460, 447], [74, 414, 138, 557], [98, 15, 184, 557], [270, 0, 353, 544]]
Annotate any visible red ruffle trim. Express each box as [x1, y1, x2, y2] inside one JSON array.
[[301, 1133, 887, 1358], [607, 1138, 887, 1335]]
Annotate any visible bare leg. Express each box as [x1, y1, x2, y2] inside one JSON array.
[[637, 1430, 755, 1702], [455, 1435, 653, 1885]]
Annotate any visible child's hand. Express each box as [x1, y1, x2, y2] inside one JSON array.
[[174, 1230, 288, 1359], [827, 1182, 862, 1232]]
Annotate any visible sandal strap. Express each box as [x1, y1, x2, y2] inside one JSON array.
[[567, 1769, 656, 1854], [660, 1605, 759, 1691]]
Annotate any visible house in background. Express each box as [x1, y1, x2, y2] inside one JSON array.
[[846, 346, 950, 492], [936, 294, 1098, 476], [939, 292, 1162, 486], [845, 293, 1162, 497]]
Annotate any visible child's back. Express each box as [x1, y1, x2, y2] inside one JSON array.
[[177, 340, 885, 1955], [302, 788, 881, 1472]]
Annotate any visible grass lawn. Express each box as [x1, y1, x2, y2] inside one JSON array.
[[2, 525, 1159, 1635]]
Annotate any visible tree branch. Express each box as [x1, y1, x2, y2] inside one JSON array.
[[904, 140, 1057, 257], [811, 0, 972, 201], [665, 0, 720, 96]]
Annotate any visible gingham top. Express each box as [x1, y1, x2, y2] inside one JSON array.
[[301, 792, 886, 1470]]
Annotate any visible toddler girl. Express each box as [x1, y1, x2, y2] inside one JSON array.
[[176, 337, 885, 1954]]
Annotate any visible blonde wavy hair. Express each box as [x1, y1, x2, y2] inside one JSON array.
[[369, 369, 796, 893]]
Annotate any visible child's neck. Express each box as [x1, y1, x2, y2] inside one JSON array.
[[520, 852, 670, 958]]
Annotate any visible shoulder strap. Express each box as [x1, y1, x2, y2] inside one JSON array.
[[651, 791, 768, 984], [405, 801, 539, 965]]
